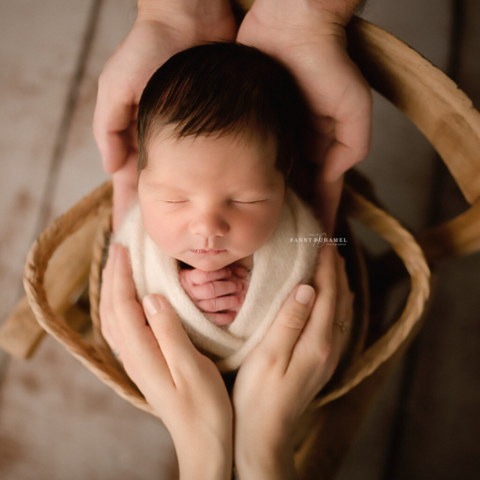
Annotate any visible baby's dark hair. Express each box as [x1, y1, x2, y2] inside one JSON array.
[[138, 42, 310, 178]]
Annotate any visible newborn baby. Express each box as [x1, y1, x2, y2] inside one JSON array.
[[115, 42, 323, 371]]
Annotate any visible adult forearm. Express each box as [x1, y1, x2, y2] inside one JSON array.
[[244, 0, 365, 35], [137, 0, 233, 22], [176, 435, 232, 480], [235, 436, 297, 480], [309, 0, 366, 24]]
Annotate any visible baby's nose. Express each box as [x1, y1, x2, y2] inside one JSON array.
[[189, 212, 229, 238]]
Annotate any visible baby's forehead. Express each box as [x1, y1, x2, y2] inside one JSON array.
[[145, 172, 280, 194], [145, 129, 278, 174], [148, 122, 277, 153]]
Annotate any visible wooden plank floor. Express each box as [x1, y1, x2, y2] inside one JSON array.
[[0, 0, 479, 478], [0, 2, 178, 479], [0, 0, 94, 374]]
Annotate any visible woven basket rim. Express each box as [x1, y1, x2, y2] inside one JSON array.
[[23, 179, 430, 415]]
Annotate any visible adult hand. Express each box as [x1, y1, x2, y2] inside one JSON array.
[[237, 0, 372, 234], [233, 246, 354, 479], [179, 265, 250, 325], [93, 1, 237, 231], [100, 243, 233, 480]]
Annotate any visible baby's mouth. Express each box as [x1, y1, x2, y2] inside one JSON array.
[[190, 249, 227, 255]]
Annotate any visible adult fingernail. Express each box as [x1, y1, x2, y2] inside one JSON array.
[[143, 295, 163, 316], [295, 285, 314, 305]]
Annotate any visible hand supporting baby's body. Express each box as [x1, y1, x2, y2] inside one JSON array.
[[179, 263, 251, 326]]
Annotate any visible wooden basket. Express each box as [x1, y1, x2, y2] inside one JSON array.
[[2, 16, 480, 479]]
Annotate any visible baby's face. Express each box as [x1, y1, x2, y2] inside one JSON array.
[[138, 129, 285, 271]]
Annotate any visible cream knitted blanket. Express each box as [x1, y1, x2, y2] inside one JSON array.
[[115, 188, 322, 372]]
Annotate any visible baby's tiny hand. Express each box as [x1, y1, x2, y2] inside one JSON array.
[[179, 267, 249, 326]]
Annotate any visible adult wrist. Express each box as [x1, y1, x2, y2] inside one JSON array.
[[175, 428, 233, 480], [307, 0, 365, 26], [247, 0, 361, 32], [235, 433, 296, 480]]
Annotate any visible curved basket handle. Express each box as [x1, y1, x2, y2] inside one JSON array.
[[347, 17, 480, 261], [313, 186, 431, 408]]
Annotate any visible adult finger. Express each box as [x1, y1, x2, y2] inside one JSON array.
[[93, 81, 134, 174], [112, 156, 139, 232], [258, 284, 315, 370], [99, 243, 118, 351], [314, 176, 344, 237], [322, 83, 372, 182], [142, 293, 203, 372], [303, 246, 337, 344], [331, 251, 354, 358], [111, 245, 170, 379]]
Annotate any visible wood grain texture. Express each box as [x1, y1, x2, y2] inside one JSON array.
[[0, 0, 93, 329]]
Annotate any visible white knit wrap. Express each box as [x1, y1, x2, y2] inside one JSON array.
[[115, 188, 322, 372]]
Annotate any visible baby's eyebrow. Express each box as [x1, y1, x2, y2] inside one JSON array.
[[145, 180, 275, 194], [234, 181, 279, 193], [144, 181, 185, 192]]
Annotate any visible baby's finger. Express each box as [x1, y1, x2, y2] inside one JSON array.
[[229, 265, 250, 279], [191, 279, 244, 300], [197, 293, 245, 313], [205, 311, 237, 326], [188, 267, 232, 285]]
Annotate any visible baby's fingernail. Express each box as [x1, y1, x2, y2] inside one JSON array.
[[295, 285, 314, 305], [143, 295, 163, 316]]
